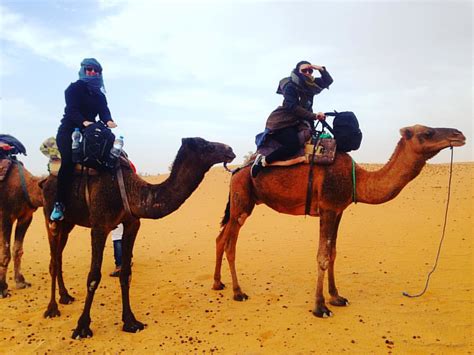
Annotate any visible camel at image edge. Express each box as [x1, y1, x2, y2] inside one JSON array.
[[41, 137, 235, 339], [0, 161, 43, 298], [213, 124, 466, 318]]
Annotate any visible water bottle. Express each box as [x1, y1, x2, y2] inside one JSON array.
[[108, 135, 124, 167], [71, 128, 82, 163]]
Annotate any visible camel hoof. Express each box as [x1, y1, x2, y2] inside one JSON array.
[[59, 294, 75, 305], [212, 281, 225, 290], [233, 293, 249, 302], [313, 306, 333, 318], [329, 296, 349, 307], [44, 304, 61, 318], [72, 326, 93, 339], [16, 281, 32, 289], [123, 320, 146, 333], [0, 289, 11, 299]]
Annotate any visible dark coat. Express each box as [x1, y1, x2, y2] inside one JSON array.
[[265, 68, 333, 131], [59, 80, 113, 132]]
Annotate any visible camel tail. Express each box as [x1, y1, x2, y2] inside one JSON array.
[[220, 194, 231, 227]]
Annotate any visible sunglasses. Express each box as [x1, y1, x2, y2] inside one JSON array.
[[85, 67, 101, 73], [301, 68, 313, 74]]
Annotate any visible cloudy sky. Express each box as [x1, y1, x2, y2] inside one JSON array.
[[1, 0, 472, 175]]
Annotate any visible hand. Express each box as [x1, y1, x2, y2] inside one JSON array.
[[83, 121, 94, 127], [311, 65, 324, 71], [315, 112, 326, 121], [107, 121, 117, 128]]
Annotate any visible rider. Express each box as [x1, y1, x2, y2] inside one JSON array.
[[251, 60, 333, 177], [50, 58, 117, 221]]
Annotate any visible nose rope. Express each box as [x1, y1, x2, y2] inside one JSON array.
[[402, 146, 454, 298]]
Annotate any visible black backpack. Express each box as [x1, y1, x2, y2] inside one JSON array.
[[80, 122, 115, 170], [324, 111, 362, 152]]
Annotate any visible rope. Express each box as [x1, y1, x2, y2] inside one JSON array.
[[14, 159, 35, 208], [403, 147, 454, 298], [352, 158, 357, 203]]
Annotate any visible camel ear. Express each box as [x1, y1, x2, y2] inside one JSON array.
[[400, 127, 414, 140]]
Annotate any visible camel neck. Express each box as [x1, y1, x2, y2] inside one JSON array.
[[134, 164, 208, 219], [355, 139, 426, 204]]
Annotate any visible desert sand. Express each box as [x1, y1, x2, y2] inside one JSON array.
[[0, 163, 473, 353]]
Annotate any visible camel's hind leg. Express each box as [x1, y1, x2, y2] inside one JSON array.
[[213, 181, 254, 301], [72, 228, 108, 339], [0, 213, 13, 298], [12, 214, 33, 289], [327, 212, 349, 307], [44, 221, 74, 317], [57, 223, 75, 305]]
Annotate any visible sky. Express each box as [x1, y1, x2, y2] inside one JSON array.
[[0, 0, 472, 176]]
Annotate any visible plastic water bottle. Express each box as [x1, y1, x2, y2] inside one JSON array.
[[71, 128, 82, 163], [109, 135, 124, 165]]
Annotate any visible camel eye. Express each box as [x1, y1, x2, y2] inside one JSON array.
[[424, 130, 435, 139]]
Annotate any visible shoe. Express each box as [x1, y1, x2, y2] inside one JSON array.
[[250, 154, 265, 178], [110, 266, 121, 277], [50, 202, 65, 221]]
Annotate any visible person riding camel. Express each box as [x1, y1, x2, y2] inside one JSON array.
[[251, 60, 333, 177], [50, 58, 117, 221]]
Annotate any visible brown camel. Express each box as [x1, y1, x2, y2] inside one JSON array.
[[0, 160, 43, 298], [41, 137, 235, 338], [213, 125, 465, 318]]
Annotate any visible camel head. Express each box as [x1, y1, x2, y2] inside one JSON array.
[[399, 125, 466, 160], [180, 137, 236, 167]]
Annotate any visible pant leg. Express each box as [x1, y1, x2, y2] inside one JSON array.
[[113, 240, 122, 267], [265, 126, 301, 164], [55, 127, 75, 204]]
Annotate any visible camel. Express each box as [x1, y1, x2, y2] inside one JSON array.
[[0, 159, 43, 298], [213, 125, 465, 318], [41, 137, 235, 338]]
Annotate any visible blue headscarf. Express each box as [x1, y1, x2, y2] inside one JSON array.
[[78, 58, 105, 94]]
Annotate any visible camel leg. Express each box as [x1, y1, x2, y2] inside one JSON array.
[[0, 214, 13, 298], [57, 222, 75, 305], [224, 219, 249, 301], [12, 214, 33, 289], [328, 212, 349, 307], [212, 226, 228, 290], [72, 228, 107, 339], [313, 209, 338, 318], [44, 220, 68, 318], [119, 219, 145, 333]]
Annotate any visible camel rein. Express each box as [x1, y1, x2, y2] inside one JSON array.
[[402, 146, 454, 298]]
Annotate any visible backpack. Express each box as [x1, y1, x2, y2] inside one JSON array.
[[326, 111, 362, 152], [81, 122, 115, 170]]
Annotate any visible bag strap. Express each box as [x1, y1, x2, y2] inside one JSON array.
[[116, 165, 133, 217], [13, 159, 35, 209]]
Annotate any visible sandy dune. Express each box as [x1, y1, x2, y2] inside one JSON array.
[[0, 163, 473, 353]]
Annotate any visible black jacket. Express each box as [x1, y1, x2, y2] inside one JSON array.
[[266, 68, 333, 131], [60, 80, 113, 130]]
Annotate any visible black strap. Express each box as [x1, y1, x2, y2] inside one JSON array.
[[13, 159, 35, 209], [117, 165, 133, 217], [304, 127, 321, 216]]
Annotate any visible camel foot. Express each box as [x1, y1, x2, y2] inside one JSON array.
[[313, 305, 333, 318], [329, 295, 349, 307], [123, 319, 146, 333], [212, 281, 225, 290], [233, 292, 249, 302], [0, 289, 11, 299], [59, 293, 75, 305], [72, 326, 93, 339], [16, 281, 32, 289], [44, 303, 61, 318]]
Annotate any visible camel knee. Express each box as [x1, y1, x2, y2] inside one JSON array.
[[318, 256, 329, 271], [237, 213, 248, 226]]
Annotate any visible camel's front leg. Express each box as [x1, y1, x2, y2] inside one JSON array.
[[313, 209, 338, 318], [223, 219, 248, 301], [0, 214, 13, 298], [72, 229, 107, 339], [56, 222, 75, 305], [327, 212, 349, 307], [119, 219, 145, 333], [44, 221, 61, 318], [12, 215, 33, 290]]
